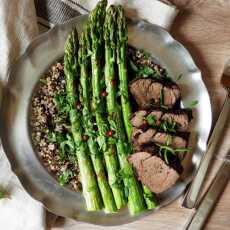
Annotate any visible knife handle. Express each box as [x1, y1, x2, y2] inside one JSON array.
[[183, 94, 230, 209], [185, 161, 230, 230]]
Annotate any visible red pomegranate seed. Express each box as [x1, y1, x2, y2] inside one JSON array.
[[100, 91, 108, 97], [156, 119, 161, 126], [106, 130, 113, 137], [111, 79, 116, 87]]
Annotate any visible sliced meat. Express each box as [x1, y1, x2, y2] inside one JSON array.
[[162, 111, 190, 132], [163, 85, 180, 108], [147, 81, 162, 105], [139, 156, 180, 194], [153, 132, 187, 148], [128, 151, 152, 178], [129, 78, 180, 109], [137, 128, 157, 145], [132, 128, 187, 150], [131, 110, 147, 128], [148, 110, 163, 121], [131, 127, 143, 151], [130, 109, 192, 132], [132, 127, 143, 139]]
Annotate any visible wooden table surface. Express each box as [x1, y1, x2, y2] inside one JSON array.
[[49, 1, 230, 229]]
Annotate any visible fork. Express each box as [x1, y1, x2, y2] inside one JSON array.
[[182, 59, 230, 209]]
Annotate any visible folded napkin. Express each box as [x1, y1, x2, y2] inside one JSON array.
[[0, 0, 178, 229]]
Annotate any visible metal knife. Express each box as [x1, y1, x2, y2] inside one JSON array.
[[182, 59, 230, 209], [185, 155, 230, 230]]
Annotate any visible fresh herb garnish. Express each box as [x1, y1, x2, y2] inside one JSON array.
[[39, 78, 47, 84], [129, 60, 139, 72], [187, 100, 199, 109], [138, 66, 154, 77], [130, 60, 161, 78], [160, 88, 164, 108], [146, 114, 157, 126], [58, 170, 74, 186], [176, 74, 183, 81], [157, 144, 191, 164], [60, 134, 75, 160], [159, 120, 176, 133], [54, 93, 71, 114], [140, 49, 151, 59]]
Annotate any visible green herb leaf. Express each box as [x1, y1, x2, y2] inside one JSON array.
[[174, 147, 191, 153], [159, 120, 176, 133], [58, 170, 74, 186], [158, 144, 191, 164], [97, 135, 107, 151], [39, 78, 47, 84], [129, 60, 139, 72], [146, 114, 156, 126], [187, 100, 199, 109], [138, 66, 154, 77], [140, 49, 151, 59], [176, 74, 183, 81]]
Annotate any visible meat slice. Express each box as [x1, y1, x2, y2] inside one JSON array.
[[147, 81, 162, 105], [131, 127, 143, 151], [132, 127, 143, 139], [153, 133, 187, 148], [131, 110, 147, 128], [130, 109, 191, 132], [132, 128, 187, 150], [139, 156, 180, 194], [128, 152, 152, 178], [162, 111, 190, 132], [129, 79, 180, 109], [137, 128, 157, 145], [163, 85, 180, 108], [148, 110, 163, 121]]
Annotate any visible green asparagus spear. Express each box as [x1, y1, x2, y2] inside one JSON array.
[[116, 6, 132, 141], [104, 5, 147, 215], [79, 31, 117, 213], [87, 0, 127, 209], [116, 5, 158, 210], [64, 28, 102, 211]]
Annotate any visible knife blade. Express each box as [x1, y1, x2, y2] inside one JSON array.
[[185, 159, 230, 230], [182, 60, 230, 209]]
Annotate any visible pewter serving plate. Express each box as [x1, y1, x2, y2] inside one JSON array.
[[0, 15, 212, 225]]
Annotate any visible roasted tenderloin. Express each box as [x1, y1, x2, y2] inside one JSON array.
[[131, 109, 191, 132], [153, 132, 187, 148], [129, 78, 180, 109], [129, 153, 180, 194], [131, 127, 188, 151], [128, 151, 152, 178]]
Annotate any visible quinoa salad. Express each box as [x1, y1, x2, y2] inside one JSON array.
[[30, 62, 81, 191]]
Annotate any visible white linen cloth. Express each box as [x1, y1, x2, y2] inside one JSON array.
[[0, 0, 178, 229]]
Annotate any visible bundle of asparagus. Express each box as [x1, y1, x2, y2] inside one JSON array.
[[63, 0, 158, 215], [64, 28, 103, 211]]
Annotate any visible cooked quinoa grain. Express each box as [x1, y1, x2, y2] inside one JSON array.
[[30, 62, 81, 191]]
